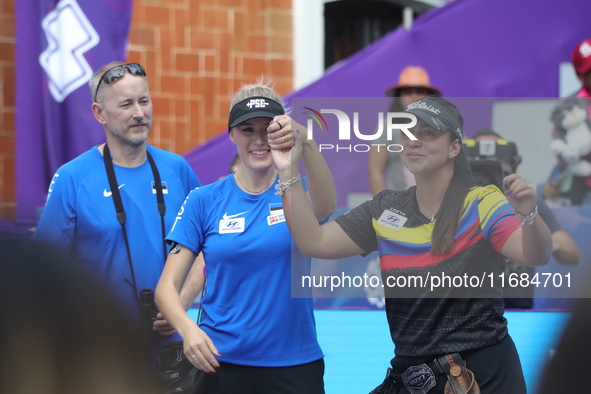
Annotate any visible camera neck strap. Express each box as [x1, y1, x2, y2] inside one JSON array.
[[103, 143, 167, 300]]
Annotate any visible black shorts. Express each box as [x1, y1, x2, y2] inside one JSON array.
[[206, 358, 325, 394], [373, 335, 526, 394], [462, 335, 526, 394]]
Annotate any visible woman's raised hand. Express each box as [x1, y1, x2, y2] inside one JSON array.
[[503, 173, 538, 217], [267, 116, 303, 174]]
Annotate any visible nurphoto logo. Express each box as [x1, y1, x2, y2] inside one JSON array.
[[302, 107, 417, 153]]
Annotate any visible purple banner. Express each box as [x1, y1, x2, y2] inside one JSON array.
[[183, 0, 591, 193], [16, 0, 133, 227]]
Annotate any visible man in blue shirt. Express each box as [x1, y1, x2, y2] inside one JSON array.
[[33, 62, 201, 355]]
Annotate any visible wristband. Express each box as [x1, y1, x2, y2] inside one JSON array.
[[275, 174, 301, 196], [516, 205, 538, 226]]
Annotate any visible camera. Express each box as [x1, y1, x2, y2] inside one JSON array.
[[138, 288, 160, 334], [464, 138, 533, 308], [463, 138, 522, 189]]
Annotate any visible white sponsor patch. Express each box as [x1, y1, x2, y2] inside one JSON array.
[[267, 213, 285, 226], [377, 210, 407, 231], [219, 218, 245, 234]]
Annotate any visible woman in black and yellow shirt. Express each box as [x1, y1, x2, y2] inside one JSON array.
[[272, 96, 551, 394]]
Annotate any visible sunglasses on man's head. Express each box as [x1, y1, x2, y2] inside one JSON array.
[[93, 63, 146, 102]]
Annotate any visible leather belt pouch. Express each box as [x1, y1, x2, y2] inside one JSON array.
[[436, 353, 480, 394]]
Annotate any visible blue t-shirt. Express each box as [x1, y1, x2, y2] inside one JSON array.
[[167, 174, 324, 367], [33, 144, 200, 338]]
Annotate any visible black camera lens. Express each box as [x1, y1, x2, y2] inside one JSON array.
[[140, 288, 155, 304], [138, 288, 159, 337]]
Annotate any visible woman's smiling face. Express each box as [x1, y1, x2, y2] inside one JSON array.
[[230, 117, 274, 171], [399, 118, 460, 175]]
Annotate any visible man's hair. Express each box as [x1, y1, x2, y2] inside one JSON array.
[[473, 128, 502, 140], [229, 76, 285, 112]]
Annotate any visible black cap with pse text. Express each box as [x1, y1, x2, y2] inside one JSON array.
[[405, 96, 463, 141], [228, 96, 285, 131]]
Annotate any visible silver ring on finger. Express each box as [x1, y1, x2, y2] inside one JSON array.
[[190, 355, 196, 358], [281, 136, 285, 143], [527, 182, 534, 189]]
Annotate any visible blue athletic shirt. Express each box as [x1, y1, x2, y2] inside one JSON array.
[[32, 144, 200, 341], [166, 174, 324, 367]]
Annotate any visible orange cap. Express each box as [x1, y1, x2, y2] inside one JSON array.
[[385, 66, 441, 97]]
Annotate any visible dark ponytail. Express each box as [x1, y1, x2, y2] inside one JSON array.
[[429, 98, 474, 255], [430, 145, 474, 255]]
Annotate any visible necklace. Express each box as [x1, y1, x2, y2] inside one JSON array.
[[236, 172, 276, 194], [417, 201, 438, 222], [415, 189, 440, 222], [420, 209, 436, 223]]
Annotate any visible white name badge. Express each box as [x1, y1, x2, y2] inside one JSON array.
[[267, 213, 285, 226], [377, 210, 407, 231], [219, 218, 245, 234]]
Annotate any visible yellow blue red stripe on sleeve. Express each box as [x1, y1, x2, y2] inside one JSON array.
[[375, 186, 520, 270], [472, 185, 520, 253]]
